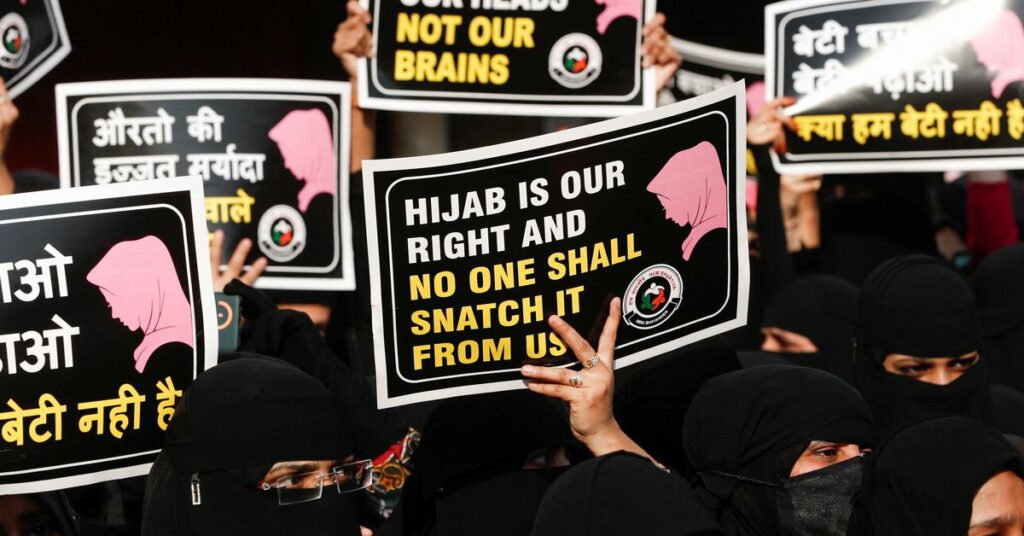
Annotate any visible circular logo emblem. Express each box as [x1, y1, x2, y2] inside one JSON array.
[[0, 13, 29, 70], [257, 205, 307, 262], [622, 264, 683, 330], [548, 33, 602, 89]]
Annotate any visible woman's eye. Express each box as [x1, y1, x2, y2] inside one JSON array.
[[812, 448, 839, 459], [898, 364, 930, 375], [950, 356, 979, 370]]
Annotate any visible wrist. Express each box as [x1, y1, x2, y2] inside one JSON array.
[[580, 420, 627, 457]]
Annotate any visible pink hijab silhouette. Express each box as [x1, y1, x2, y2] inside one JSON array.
[[86, 236, 194, 373], [269, 109, 337, 213], [746, 81, 767, 117], [647, 141, 728, 261], [594, 0, 642, 34], [971, 10, 1024, 99]]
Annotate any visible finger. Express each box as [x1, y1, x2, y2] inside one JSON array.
[[548, 315, 595, 361], [643, 13, 666, 36], [346, 0, 363, 18], [226, 237, 252, 277], [240, 257, 269, 286], [525, 381, 580, 403], [521, 364, 575, 385], [596, 298, 621, 362], [209, 230, 224, 272]]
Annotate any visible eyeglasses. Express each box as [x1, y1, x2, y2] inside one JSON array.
[[259, 459, 373, 505]]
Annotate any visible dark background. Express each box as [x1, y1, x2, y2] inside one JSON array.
[[7, 0, 348, 174]]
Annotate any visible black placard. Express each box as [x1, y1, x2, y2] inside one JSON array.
[[0, 178, 216, 493], [363, 83, 748, 407], [767, 0, 1024, 173], [1, 0, 70, 99], [667, 37, 765, 103], [57, 79, 354, 291], [359, 0, 655, 116]]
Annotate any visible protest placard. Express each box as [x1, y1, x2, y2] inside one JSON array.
[[1, 0, 70, 98], [767, 0, 1024, 173], [364, 82, 748, 407], [57, 78, 354, 291], [0, 177, 216, 493], [358, 0, 656, 116], [668, 37, 764, 103]]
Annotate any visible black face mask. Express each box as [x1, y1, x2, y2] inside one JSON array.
[[776, 456, 864, 536], [183, 470, 362, 536], [854, 344, 991, 440]]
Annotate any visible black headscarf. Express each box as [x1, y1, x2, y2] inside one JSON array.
[[614, 342, 742, 473], [532, 451, 722, 536], [761, 275, 859, 381], [399, 391, 579, 536], [848, 416, 1024, 535], [683, 366, 873, 536], [141, 355, 360, 536], [973, 243, 1024, 391], [854, 255, 991, 439]]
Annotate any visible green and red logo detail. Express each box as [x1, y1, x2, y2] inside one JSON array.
[[563, 46, 588, 74], [622, 265, 683, 330], [548, 33, 602, 89], [258, 204, 307, 262], [0, 13, 29, 69]]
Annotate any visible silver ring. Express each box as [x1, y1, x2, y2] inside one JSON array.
[[757, 122, 767, 132], [583, 353, 601, 369], [569, 370, 583, 388]]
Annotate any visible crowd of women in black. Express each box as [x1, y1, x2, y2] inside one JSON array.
[[1, 1, 1024, 535]]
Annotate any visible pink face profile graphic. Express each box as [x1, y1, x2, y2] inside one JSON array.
[[594, 0, 642, 35], [746, 81, 767, 117], [647, 141, 728, 261], [268, 108, 337, 213], [970, 10, 1024, 99], [86, 236, 194, 373]]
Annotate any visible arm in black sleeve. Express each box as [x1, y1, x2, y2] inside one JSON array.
[[751, 144, 795, 303]]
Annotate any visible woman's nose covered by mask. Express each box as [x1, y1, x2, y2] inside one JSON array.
[[683, 365, 873, 536], [141, 355, 362, 536]]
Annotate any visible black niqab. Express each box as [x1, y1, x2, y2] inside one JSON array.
[[857, 255, 979, 358], [683, 366, 873, 535], [762, 275, 859, 381], [399, 391, 579, 536], [614, 342, 741, 472], [141, 355, 360, 536], [848, 416, 1024, 535], [854, 255, 991, 439], [532, 452, 722, 536]]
